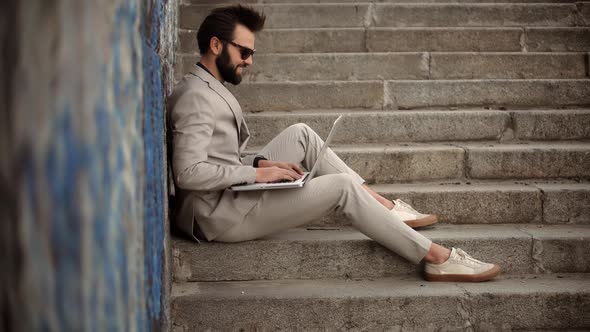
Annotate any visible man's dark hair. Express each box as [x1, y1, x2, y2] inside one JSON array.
[[197, 5, 266, 55]]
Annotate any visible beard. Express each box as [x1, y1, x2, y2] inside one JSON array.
[[216, 46, 243, 85]]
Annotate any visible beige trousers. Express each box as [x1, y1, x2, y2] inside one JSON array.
[[215, 124, 432, 264]]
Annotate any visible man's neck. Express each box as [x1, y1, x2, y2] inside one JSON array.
[[198, 57, 223, 82]]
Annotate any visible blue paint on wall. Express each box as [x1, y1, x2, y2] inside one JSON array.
[[7, 0, 172, 330], [141, 0, 172, 329], [142, 38, 166, 332], [46, 111, 83, 330]]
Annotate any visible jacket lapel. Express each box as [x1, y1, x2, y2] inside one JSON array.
[[190, 65, 244, 138], [239, 120, 250, 151]]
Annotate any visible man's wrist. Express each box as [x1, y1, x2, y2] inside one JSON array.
[[253, 156, 268, 168]]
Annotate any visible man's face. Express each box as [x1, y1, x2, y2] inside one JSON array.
[[216, 24, 255, 85]]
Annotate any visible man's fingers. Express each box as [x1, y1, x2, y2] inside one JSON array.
[[258, 167, 299, 183], [284, 169, 299, 180], [277, 168, 300, 181], [270, 168, 287, 181], [275, 162, 304, 175], [286, 168, 302, 179], [280, 162, 304, 176], [291, 163, 304, 175]]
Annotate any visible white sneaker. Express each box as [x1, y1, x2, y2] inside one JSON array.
[[391, 199, 438, 228], [425, 248, 501, 282]]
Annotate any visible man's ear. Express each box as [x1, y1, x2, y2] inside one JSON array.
[[210, 37, 222, 56]]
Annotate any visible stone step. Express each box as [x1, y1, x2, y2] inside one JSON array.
[[225, 79, 590, 111], [178, 27, 590, 53], [248, 141, 590, 182], [326, 181, 590, 226], [242, 109, 590, 146], [172, 224, 590, 281], [526, 26, 590, 51], [284, 142, 587, 181], [185, 0, 583, 4], [459, 141, 590, 180], [176, 52, 588, 82], [229, 80, 384, 111], [172, 274, 590, 331], [179, 3, 583, 29], [387, 79, 590, 109]]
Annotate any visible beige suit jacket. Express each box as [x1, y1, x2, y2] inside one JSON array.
[[168, 65, 263, 241]]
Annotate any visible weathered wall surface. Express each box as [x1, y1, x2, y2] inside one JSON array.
[[1, 0, 175, 330], [142, 0, 177, 330]]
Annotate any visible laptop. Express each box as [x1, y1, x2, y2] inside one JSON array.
[[230, 115, 343, 191]]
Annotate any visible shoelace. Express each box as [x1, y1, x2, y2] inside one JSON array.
[[393, 199, 420, 214], [454, 248, 487, 267]]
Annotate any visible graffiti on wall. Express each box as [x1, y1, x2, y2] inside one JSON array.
[[4, 0, 174, 330]]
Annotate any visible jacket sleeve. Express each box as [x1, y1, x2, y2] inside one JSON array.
[[171, 91, 257, 191]]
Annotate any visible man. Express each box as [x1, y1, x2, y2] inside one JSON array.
[[169, 5, 501, 282]]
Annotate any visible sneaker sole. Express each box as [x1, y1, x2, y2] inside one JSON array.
[[404, 214, 438, 228], [424, 264, 501, 282]]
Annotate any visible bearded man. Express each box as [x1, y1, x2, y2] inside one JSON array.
[[168, 5, 501, 282]]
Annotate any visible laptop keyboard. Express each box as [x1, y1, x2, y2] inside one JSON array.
[[271, 179, 295, 183], [269, 173, 309, 184]]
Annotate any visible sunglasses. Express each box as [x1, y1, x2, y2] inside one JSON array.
[[223, 39, 255, 60]]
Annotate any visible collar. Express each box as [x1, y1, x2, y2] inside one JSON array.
[[196, 62, 216, 80]]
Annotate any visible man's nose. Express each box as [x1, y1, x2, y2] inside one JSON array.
[[244, 55, 253, 66]]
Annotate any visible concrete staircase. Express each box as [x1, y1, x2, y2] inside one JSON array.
[[172, 1, 590, 330]]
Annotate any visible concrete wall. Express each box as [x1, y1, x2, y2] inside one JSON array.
[[1, 0, 176, 330]]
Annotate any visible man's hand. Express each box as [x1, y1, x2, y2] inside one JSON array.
[[255, 160, 304, 183]]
